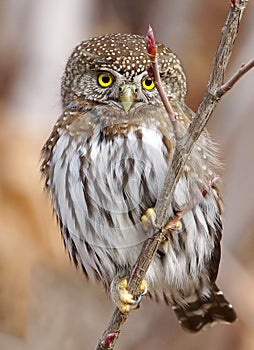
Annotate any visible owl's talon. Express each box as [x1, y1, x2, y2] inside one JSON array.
[[171, 220, 182, 232], [118, 278, 136, 306], [139, 279, 148, 295], [112, 277, 147, 313], [141, 208, 157, 230]]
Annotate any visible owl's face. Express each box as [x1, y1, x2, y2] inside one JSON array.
[[61, 33, 187, 112], [69, 65, 160, 113]]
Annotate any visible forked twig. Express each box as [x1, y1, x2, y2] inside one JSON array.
[[96, 1, 251, 349], [216, 58, 254, 98]]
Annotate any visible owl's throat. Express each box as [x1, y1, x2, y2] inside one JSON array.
[[103, 122, 142, 139]]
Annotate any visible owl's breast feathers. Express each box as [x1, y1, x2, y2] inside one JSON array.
[[41, 102, 222, 292]]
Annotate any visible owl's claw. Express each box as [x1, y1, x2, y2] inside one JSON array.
[[112, 277, 147, 313], [141, 208, 157, 231]]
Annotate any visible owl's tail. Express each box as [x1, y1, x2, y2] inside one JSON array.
[[172, 284, 237, 333]]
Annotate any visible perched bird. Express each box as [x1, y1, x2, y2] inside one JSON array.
[[41, 33, 237, 332]]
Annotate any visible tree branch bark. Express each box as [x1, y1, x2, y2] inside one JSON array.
[[96, 1, 251, 349]]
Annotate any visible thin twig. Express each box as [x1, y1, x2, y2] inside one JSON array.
[[146, 26, 180, 139], [216, 58, 254, 98], [163, 176, 219, 234], [96, 1, 249, 349]]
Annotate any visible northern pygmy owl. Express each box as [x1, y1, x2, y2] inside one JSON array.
[[41, 33, 236, 332]]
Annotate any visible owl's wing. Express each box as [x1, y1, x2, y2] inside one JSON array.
[[41, 109, 106, 278], [41, 108, 96, 180]]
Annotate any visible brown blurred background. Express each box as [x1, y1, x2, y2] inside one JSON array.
[[0, 1, 253, 349]]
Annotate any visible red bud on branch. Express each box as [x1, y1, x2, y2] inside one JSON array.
[[146, 25, 157, 60], [231, 0, 241, 6], [146, 64, 154, 78], [102, 332, 118, 347]]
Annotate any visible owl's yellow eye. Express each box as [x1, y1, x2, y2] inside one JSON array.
[[97, 72, 114, 88], [142, 76, 155, 91]]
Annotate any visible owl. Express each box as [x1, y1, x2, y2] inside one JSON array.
[[41, 33, 237, 332]]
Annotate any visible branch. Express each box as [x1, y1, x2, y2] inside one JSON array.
[[216, 58, 254, 98], [96, 1, 250, 349], [146, 25, 180, 139]]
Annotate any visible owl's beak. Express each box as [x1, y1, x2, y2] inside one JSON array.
[[119, 84, 137, 113]]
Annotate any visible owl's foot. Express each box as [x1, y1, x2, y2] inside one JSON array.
[[118, 278, 148, 313], [111, 277, 147, 313], [141, 208, 157, 231]]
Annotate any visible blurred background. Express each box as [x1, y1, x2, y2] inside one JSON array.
[[0, 0, 253, 349]]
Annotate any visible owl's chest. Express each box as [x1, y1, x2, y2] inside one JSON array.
[[85, 127, 170, 212]]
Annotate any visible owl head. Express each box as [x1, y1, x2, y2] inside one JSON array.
[[61, 33, 187, 112]]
